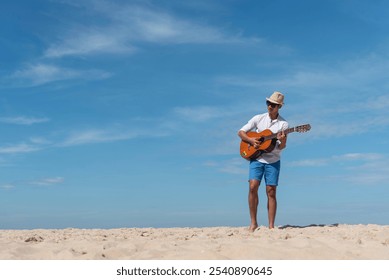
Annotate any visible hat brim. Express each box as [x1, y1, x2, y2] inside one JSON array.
[[266, 97, 283, 105]]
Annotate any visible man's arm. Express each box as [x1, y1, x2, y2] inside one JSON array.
[[277, 130, 287, 150]]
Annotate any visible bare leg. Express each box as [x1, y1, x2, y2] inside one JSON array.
[[266, 185, 277, 229], [248, 180, 260, 232]]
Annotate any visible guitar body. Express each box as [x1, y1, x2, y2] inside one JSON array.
[[239, 123, 311, 160], [240, 130, 277, 160]]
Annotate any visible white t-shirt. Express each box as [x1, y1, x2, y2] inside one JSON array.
[[239, 113, 289, 163]]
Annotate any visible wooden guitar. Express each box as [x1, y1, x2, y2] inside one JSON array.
[[240, 124, 311, 160]]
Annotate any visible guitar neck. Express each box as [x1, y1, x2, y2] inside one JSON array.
[[264, 127, 296, 141]]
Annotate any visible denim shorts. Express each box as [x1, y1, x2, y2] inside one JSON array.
[[249, 160, 281, 186]]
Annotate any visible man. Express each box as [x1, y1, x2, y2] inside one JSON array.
[[238, 91, 288, 231]]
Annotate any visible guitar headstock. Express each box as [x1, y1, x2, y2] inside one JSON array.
[[295, 124, 311, 133]]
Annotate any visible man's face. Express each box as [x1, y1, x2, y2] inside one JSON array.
[[266, 101, 280, 114]]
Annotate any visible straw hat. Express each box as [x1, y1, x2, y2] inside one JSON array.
[[266, 91, 284, 105]]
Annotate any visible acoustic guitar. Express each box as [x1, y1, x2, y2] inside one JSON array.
[[240, 124, 311, 160]]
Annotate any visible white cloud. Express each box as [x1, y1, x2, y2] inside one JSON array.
[[287, 158, 329, 167], [336, 157, 389, 185], [45, 28, 136, 58], [58, 128, 139, 147], [10, 63, 111, 86], [215, 53, 389, 141], [204, 158, 246, 175], [0, 184, 15, 190], [123, 6, 231, 44], [0, 116, 50, 125], [30, 177, 64, 186], [0, 136, 52, 156], [12, 64, 78, 85], [217, 52, 389, 99], [288, 153, 389, 186], [173, 106, 227, 122], [0, 143, 41, 154], [1, 177, 64, 190], [288, 153, 383, 167], [7, 1, 269, 87], [333, 153, 382, 161], [44, 2, 260, 58], [29, 137, 52, 145]]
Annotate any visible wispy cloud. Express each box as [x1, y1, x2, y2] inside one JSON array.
[[44, 1, 260, 58], [9, 63, 111, 86], [58, 128, 140, 147], [30, 177, 64, 186], [217, 52, 389, 98], [345, 164, 389, 185], [0, 143, 41, 154], [288, 153, 383, 167], [115, 5, 237, 44], [0, 137, 52, 157], [0, 116, 50, 125], [205, 158, 246, 175], [0, 184, 15, 190], [333, 153, 383, 161], [288, 153, 389, 186], [45, 28, 137, 58], [29, 137, 52, 145], [307, 92, 389, 139], [11, 64, 80, 86], [1, 177, 64, 190], [287, 158, 329, 167], [173, 106, 227, 122], [216, 52, 389, 141], [6, 1, 268, 88], [0, 121, 164, 157]]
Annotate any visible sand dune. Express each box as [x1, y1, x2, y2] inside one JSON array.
[[0, 224, 388, 260]]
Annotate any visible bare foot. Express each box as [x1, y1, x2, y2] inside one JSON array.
[[248, 224, 258, 232]]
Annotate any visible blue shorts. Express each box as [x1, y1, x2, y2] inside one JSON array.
[[249, 160, 281, 186]]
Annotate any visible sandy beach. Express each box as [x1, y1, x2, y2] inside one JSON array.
[[0, 224, 388, 260]]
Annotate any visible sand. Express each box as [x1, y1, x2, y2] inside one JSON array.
[[0, 224, 388, 260]]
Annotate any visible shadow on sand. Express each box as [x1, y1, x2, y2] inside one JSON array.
[[278, 223, 339, 229]]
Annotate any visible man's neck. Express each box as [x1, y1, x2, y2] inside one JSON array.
[[269, 112, 279, 120]]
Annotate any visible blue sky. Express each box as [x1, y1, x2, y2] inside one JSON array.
[[1, 0, 389, 229]]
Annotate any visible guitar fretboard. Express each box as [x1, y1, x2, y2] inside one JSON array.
[[263, 125, 308, 141]]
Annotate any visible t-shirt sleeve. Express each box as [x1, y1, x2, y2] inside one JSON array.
[[239, 115, 257, 132]]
